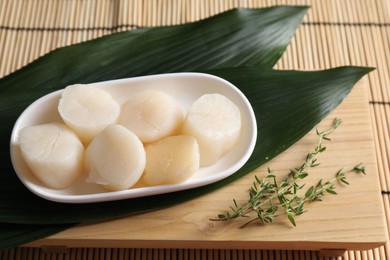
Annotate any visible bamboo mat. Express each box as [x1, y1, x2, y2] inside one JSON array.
[[0, 0, 389, 259]]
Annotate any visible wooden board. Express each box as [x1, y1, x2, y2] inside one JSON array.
[[25, 76, 387, 252]]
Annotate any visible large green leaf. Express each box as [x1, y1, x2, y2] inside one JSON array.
[[0, 6, 372, 248]]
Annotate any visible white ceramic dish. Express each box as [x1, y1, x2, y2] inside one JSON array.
[[10, 72, 257, 203]]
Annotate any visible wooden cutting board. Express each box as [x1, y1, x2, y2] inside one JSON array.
[[26, 77, 387, 254]]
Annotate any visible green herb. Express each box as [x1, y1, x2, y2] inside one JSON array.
[[211, 118, 366, 227]]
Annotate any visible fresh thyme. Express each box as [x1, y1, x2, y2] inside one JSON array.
[[211, 118, 366, 227]]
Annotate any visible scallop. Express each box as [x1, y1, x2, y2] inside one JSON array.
[[85, 124, 146, 191], [58, 84, 120, 144], [143, 135, 200, 185], [18, 123, 84, 189], [119, 90, 184, 143], [181, 93, 241, 166]]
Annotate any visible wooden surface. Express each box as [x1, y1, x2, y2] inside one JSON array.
[[1, 0, 390, 259], [24, 77, 387, 252]]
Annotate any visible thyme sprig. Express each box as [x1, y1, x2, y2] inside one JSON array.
[[211, 118, 366, 227]]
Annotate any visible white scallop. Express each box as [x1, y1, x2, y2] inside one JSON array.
[[143, 135, 200, 185], [18, 123, 84, 189], [58, 84, 120, 144], [119, 90, 183, 143], [181, 93, 242, 166], [85, 124, 146, 191]]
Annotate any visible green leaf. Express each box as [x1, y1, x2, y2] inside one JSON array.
[[287, 214, 297, 227], [353, 164, 367, 175], [0, 5, 373, 248], [318, 146, 327, 153], [298, 173, 309, 179], [305, 186, 315, 199], [340, 178, 350, 185], [326, 189, 338, 195]]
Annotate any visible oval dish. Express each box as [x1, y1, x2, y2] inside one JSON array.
[[10, 73, 257, 203]]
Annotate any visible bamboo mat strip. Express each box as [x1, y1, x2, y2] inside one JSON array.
[[0, 248, 351, 260], [1, 0, 390, 259]]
